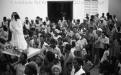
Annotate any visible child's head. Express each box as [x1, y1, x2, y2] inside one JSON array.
[[24, 62, 37, 75], [35, 55, 44, 66], [46, 51, 55, 62], [19, 52, 27, 65], [64, 44, 71, 53], [51, 65, 62, 75], [71, 41, 76, 48]]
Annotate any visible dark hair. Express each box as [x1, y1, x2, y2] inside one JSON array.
[[11, 12, 20, 21], [36, 16, 40, 19], [35, 20, 39, 24], [71, 41, 75, 48], [77, 19, 80, 23], [3, 17, 7, 21], [50, 39, 57, 45], [46, 51, 55, 62], [76, 58, 83, 66], [50, 44, 56, 49], [19, 52, 27, 65], [65, 44, 71, 53], [24, 63, 37, 75]]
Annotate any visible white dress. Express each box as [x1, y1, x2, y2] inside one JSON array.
[[10, 19, 27, 51]]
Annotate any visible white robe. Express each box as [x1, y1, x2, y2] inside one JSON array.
[[10, 19, 27, 51]]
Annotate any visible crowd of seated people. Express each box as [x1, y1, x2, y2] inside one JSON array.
[[0, 12, 121, 75]]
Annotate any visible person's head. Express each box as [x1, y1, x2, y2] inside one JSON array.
[[83, 19, 87, 24], [86, 13, 89, 17], [73, 27, 77, 33], [89, 27, 93, 32], [31, 20, 34, 24], [25, 17, 28, 20], [76, 19, 80, 24], [97, 28, 103, 36], [75, 58, 83, 66], [64, 44, 71, 54], [24, 62, 37, 75], [25, 17, 29, 24], [90, 15, 95, 20], [106, 12, 110, 17], [35, 55, 44, 66], [51, 65, 62, 75], [3, 17, 7, 22], [50, 39, 57, 46], [46, 17, 49, 21], [71, 41, 76, 48], [19, 52, 27, 65], [102, 32, 105, 38], [40, 18, 43, 21], [11, 12, 20, 21], [57, 37, 63, 45], [100, 20, 103, 23], [102, 13, 105, 17], [36, 16, 40, 20], [96, 13, 99, 17], [46, 51, 55, 62]]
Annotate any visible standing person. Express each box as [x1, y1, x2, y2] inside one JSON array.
[[1, 17, 8, 32], [10, 12, 27, 51], [13, 52, 27, 75], [100, 13, 106, 20], [23, 17, 30, 36]]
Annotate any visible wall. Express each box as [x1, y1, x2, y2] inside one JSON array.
[[109, 0, 121, 22], [0, 0, 47, 21], [0, 0, 108, 23], [98, 0, 108, 17]]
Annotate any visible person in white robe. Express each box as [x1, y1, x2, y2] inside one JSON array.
[[10, 12, 27, 51]]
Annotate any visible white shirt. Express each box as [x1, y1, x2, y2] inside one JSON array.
[[76, 38, 88, 50], [25, 23, 30, 30], [101, 50, 109, 63]]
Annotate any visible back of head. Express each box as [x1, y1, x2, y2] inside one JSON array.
[[46, 51, 55, 62], [24, 62, 37, 75]]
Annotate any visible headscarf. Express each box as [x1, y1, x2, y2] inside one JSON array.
[[51, 64, 62, 73]]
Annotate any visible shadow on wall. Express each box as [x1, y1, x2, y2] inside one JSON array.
[[109, 0, 121, 22]]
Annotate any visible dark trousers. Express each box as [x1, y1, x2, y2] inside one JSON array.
[[93, 48, 105, 64]]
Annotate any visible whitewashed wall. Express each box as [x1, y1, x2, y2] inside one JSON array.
[[109, 0, 121, 22], [0, 0, 47, 21], [98, 0, 109, 17], [0, 0, 108, 23]]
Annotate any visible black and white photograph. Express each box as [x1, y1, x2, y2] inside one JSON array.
[[0, 0, 121, 75]]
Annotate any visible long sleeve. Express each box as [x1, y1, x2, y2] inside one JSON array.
[[15, 20, 23, 32]]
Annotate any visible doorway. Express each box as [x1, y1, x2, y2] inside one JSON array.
[[48, 1, 73, 23]]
